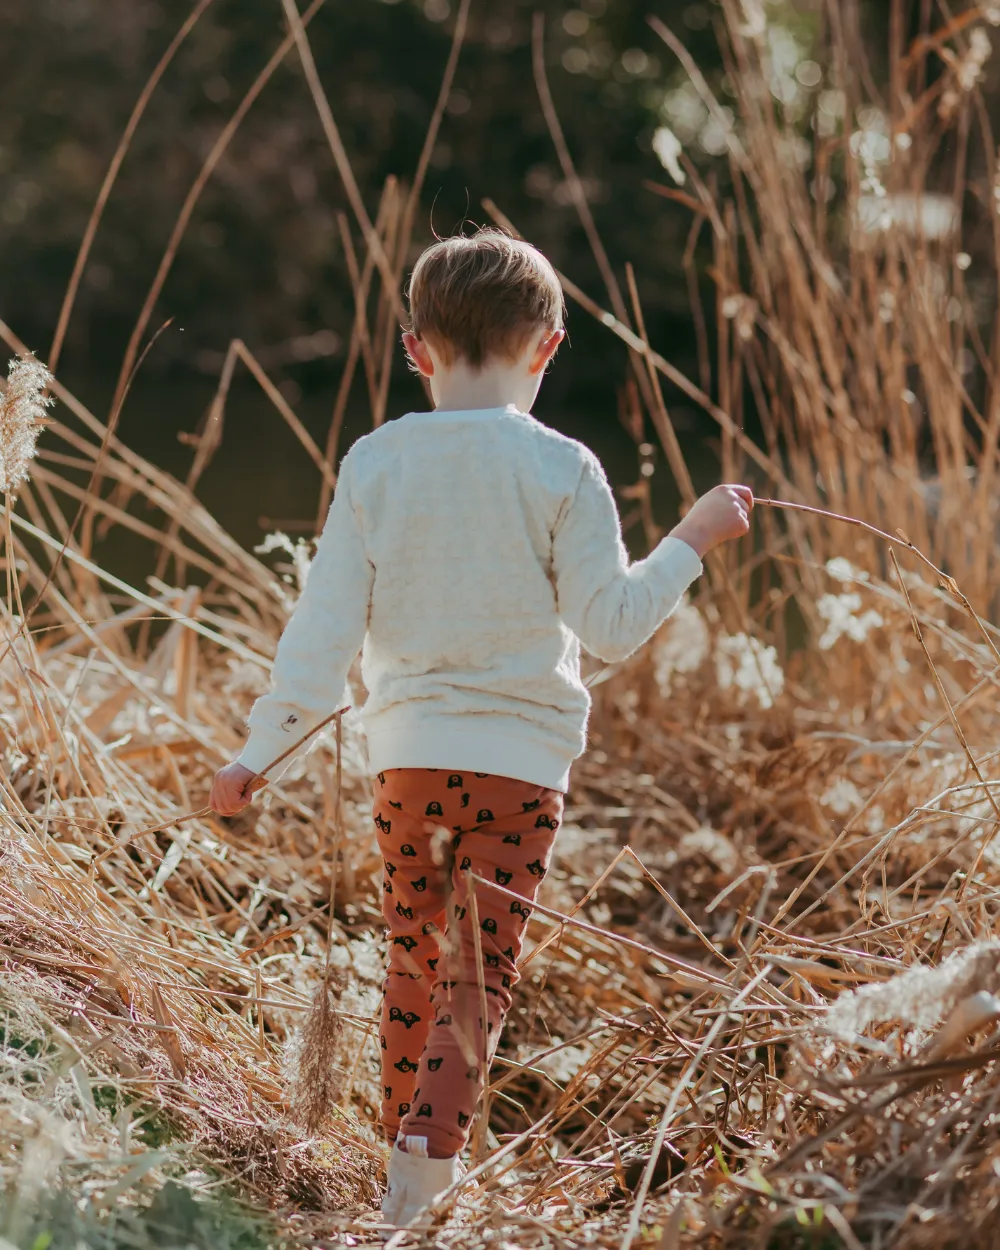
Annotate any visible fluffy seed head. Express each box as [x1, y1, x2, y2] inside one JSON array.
[[0, 355, 53, 495], [285, 976, 344, 1133]]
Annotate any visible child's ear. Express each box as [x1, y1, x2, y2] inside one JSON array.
[[402, 332, 435, 377], [529, 328, 566, 377]]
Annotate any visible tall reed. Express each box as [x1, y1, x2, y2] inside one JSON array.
[[5, 3, 1000, 1248]]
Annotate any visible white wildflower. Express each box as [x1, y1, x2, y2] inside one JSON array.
[[824, 941, 1000, 1042], [821, 778, 864, 816], [958, 27, 992, 91], [254, 531, 315, 593], [255, 531, 297, 557], [663, 81, 707, 143], [677, 826, 740, 876], [531, 1039, 594, 1085], [817, 592, 884, 650], [652, 599, 709, 695], [652, 126, 686, 185], [0, 354, 53, 494], [292, 540, 314, 591], [715, 633, 784, 709], [826, 556, 867, 583]]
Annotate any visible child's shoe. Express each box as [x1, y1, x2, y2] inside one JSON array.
[[381, 1137, 462, 1227]]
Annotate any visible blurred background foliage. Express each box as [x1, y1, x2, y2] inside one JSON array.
[[1, 0, 993, 551], [3, 0, 721, 358]]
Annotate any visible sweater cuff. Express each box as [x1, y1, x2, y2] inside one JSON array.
[[236, 727, 299, 777], [648, 535, 704, 591]]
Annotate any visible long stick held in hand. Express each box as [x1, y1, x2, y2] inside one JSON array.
[[287, 708, 347, 1132], [92, 706, 349, 865]]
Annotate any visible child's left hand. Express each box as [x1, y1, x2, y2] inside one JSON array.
[[210, 762, 259, 816]]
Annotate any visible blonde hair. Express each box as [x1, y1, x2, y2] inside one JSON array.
[[406, 229, 565, 368]]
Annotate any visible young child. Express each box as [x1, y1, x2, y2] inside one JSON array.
[[210, 230, 752, 1226]]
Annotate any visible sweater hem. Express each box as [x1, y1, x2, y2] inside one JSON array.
[[366, 720, 574, 793]]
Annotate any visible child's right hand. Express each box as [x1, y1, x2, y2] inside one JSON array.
[[210, 762, 259, 816], [669, 485, 754, 558]]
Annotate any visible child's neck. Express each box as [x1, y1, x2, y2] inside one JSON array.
[[429, 359, 538, 414]]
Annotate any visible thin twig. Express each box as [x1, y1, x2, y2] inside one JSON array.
[[110, 0, 329, 419], [48, 0, 217, 373], [92, 706, 348, 864]]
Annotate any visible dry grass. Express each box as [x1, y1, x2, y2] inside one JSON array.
[[5, 2, 1000, 1247]]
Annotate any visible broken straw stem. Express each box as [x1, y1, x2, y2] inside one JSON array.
[[757, 496, 910, 542], [756, 496, 1000, 668], [92, 705, 349, 865], [756, 496, 941, 577]]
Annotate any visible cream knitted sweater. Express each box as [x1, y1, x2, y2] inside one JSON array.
[[238, 405, 703, 792]]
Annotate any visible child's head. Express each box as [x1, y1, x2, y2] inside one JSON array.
[[403, 230, 565, 408]]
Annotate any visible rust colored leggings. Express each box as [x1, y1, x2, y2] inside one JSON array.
[[374, 767, 563, 1158]]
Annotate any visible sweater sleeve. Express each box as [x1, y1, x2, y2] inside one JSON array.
[[237, 453, 373, 775], [552, 452, 703, 664]]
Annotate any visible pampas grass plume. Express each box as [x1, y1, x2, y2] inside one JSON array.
[[286, 975, 344, 1134], [0, 354, 53, 494], [286, 709, 347, 1135]]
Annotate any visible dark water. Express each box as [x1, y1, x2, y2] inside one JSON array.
[[61, 362, 721, 588]]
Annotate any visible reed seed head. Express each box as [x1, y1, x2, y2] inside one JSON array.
[[0, 354, 53, 495], [286, 976, 344, 1134]]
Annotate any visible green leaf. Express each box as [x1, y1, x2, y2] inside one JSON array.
[[711, 1142, 732, 1177]]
